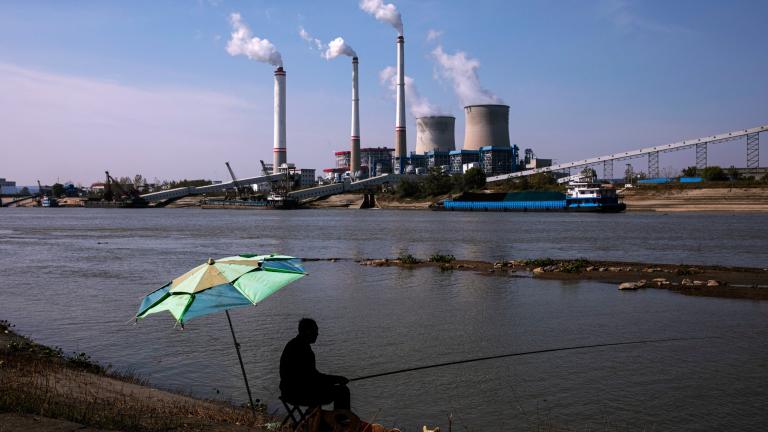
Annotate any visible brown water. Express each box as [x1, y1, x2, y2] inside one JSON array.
[[1, 208, 767, 431]]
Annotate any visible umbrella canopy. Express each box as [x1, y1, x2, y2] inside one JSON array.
[[136, 254, 306, 325]]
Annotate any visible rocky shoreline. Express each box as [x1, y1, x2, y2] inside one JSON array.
[[354, 257, 768, 301]]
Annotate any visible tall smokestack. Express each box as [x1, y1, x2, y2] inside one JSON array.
[[395, 36, 406, 172], [350, 57, 361, 176], [273, 67, 287, 171]]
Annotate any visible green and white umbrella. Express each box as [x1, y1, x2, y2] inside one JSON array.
[[135, 253, 307, 410], [136, 254, 306, 325]]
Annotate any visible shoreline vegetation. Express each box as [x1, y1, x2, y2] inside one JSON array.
[[0, 319, 275, 431], [305, 256, 767, 301]]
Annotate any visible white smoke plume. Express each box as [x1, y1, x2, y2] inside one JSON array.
[[299, 28, 357, 60], [359, 0, 403, 35], [432, 45, 502, 106], [226, 13, 283, 67], [379, 66, 445, 117], [299, 27, 323, 50], [324, 37, 357, 59]]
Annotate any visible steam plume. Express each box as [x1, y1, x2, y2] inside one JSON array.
[[432, 45, 501, 106], [359, 0, 403, 35], [300, 28, 357, 60], [299, 27, 323, 50], [324, 37, 357, 59], [226, 13, 282, 67], [380, 66, 445, 117]]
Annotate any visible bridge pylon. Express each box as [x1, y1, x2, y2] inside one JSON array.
[[648, 151, 660, 178], [695, 143, 707, 170], [747, 133, 759, 175]]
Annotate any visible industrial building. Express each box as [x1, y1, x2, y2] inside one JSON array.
[[0, 178, 17, 194], [479, 146, 517, 176], [426, 150, 451, 170], [328, 147, 395, 180], [450, 150, 481, 174]]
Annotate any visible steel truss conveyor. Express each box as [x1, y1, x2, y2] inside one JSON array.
[[487, 124, 767, 183], [140, 174, 284, 202]]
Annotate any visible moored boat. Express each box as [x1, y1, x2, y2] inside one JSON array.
[[432, 173, 625, 212]]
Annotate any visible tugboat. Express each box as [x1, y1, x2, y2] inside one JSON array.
[[564, 173, 626, 212]]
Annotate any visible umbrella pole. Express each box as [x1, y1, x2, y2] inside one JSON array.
[[225, 310, 256, 413]]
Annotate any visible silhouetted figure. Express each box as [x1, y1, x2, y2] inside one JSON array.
[[280, 318, 350, 410]]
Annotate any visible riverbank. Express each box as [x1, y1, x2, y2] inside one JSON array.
[[0, 320, 273, 432], [353, 257, 768, 300], [621, 186, 768, 212]]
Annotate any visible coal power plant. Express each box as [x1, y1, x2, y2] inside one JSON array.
[[463, 104, 511, 150], [415, 116, 456, 154]]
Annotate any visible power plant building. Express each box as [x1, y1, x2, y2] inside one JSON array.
[[332, 147, 394, 177], [449, 150, 480, 174], [463, 104, 510, 150], [426, 151, 451, 170], [479, 145, 519, 176]]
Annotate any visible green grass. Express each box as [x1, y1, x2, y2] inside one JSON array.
[[428, 253, 456, 264]]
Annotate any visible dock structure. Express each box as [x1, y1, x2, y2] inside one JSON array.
[[487, 124, 767, 183]]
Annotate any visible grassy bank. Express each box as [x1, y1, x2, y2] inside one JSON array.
[[0, 320, 275, 431]]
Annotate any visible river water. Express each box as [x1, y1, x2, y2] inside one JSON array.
[[1, 208, 767, 431]]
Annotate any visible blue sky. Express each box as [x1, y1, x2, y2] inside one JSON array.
[[1, 0, 767, 185]]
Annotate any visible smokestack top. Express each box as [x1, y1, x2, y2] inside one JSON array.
[[275, 66, 285, 74], [352, 56, 359, 63], [397, 35, 404, 42]]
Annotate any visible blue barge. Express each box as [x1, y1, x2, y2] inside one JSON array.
[[433, 175, 626, 213]]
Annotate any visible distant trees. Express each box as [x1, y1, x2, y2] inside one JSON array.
[[392, 168, 489, 199], [681, 166, 698, 177], [700, 166, 728, 181], [52, 183, 64, 198], [463, 167, 486, 190], [19, 186, 30, 196]]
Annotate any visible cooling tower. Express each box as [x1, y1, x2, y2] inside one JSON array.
[[415, 116, 456, 154], [273, 67, 287, 171], [350, 57, 361, 176], [463, 104, 510, 150], [394, 36, 406, 171]]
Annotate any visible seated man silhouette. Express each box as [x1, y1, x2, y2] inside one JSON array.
[[280, 318, 350, 410]]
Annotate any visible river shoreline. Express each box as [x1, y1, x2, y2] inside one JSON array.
[[343, 257, 768, 301], [0, 320, 274, 432]]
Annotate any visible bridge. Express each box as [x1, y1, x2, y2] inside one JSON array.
[[487, 124, 766, 183]]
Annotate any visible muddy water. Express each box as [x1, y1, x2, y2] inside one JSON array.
[[1, 208, 767, 430]]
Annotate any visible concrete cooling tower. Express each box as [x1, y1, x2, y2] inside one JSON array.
[[415, 116, 456, 154], [463, 104, 510, 150]]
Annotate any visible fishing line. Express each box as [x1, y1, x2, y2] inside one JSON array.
[[349, 336, 716, 383]]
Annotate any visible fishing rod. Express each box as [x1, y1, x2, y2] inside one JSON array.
[[349, 336, 715, 383]]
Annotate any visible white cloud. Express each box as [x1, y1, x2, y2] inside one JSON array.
[[426, 29, 442, 42]]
